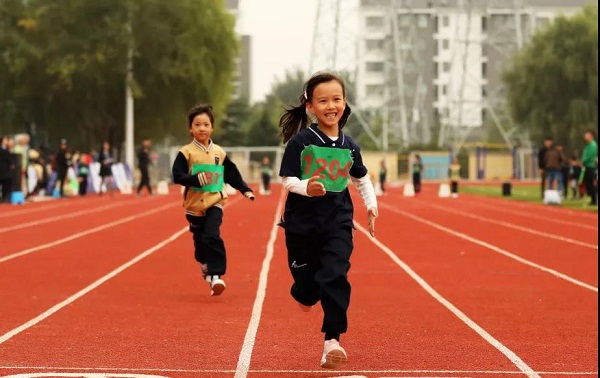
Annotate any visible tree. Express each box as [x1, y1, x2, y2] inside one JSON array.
[[245, 102, 280, 147], [0, 0, 238, 152], [215, 98, 251, 146], [503, 5, 598, 151]]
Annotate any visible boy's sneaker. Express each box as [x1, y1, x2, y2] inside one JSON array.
[[320, 339, 347, 369], [200, 263, 210, 283], [209, 275, 226, 296]]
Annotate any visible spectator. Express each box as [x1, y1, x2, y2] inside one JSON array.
[[0, 136, 15, 203], [581, 130, 598, 206], [544, 143, 565, 194], [412, 154, 423, 194], [98, 141, 116, 196], [55, 139, 71, 198], [568, 155, 584, 200], [556, 144, 570, 198], [538, 137, 553, 199], [379, 159, 387, 194], [136, 137, 153, 196]]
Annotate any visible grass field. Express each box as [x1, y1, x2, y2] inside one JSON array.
[[461, 182, 598, 212]]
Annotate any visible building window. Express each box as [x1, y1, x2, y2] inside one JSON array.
[[481, 62, 487, 77], [481, 16, 487, 32], [366, 39, 384, 52], [418, 14, 428, 28], [442, 39, 449, 50], [366, 84, 384, 96], [442, 15, 449, 27], [366, 61, 385, 72], [366, 16, 384, 28], [399, 14, 410, 27], [443, 62, 451, 72], [482, 86, 487, 98]]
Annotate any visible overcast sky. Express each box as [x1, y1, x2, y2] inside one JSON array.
[[237, 0, 319, 103]]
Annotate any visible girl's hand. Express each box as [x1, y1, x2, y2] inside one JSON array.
[[307, 175, 326, 197], [367, 207, 378, 237]]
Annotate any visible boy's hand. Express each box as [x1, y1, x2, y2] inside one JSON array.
[[307, 175, 326, 197], [244, 191, 255, 201], [197, 172, 208, 186], [367, 207, 378, 237]]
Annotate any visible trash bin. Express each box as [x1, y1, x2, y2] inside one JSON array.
[[502, 181, 511, 196]]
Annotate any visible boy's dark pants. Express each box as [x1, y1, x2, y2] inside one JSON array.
[[285, 227, 353, 337], [186, 207, 226, 275]]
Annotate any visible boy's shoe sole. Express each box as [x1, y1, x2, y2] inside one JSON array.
[[210, 279, 226, 296], [320, 348, 348, 369]]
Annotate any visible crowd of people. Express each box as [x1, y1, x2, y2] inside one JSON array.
[[0, 135, 155, 203], [537, 131, 598, 206]]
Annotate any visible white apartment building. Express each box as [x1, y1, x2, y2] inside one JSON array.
[[226, 0, 251, 101], [355, 0, 592, 147]]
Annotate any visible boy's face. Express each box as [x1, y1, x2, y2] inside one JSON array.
[[190, 113, 214, 145]]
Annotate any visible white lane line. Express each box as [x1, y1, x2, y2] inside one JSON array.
[[380, 203, 598, 293], [465, 201, 598, 231], [0, 367, 598, 375], [423, 201, 597, 250], [0, 227, 188, 345], [354, 222, 541, 378], [233, 190, 286, 378], [0, 203, 67, 218], [0, 202, 134, 234], [0, 203, 177, 264]]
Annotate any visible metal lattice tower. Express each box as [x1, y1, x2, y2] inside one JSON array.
[[310, 0, 383, 150], [439, 0, 527, 150], [309, 0, 358, 75], [384, 0, 434, 149]]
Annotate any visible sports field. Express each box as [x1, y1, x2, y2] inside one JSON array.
[[0, 183, 597, 378]]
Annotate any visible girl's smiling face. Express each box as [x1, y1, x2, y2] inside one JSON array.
[[190, 113, 214, 146], [306, 80, 346, 135]]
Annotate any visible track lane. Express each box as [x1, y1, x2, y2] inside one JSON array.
[[247, 213, 533, 376], [0, 201, 181, 336], [0, 195, 174, 258], [378, 196, 598, 288], [0, 187, 276, 378], [370, 197, 598, 373], [420, 194, 598, 245], [0, 193, 140, 228]]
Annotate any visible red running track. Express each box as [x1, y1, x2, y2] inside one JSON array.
[[0, 184, 597, 378]]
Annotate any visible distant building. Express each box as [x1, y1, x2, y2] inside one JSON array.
[[225, 0, 251, 101], [355, 0, 591, 146]]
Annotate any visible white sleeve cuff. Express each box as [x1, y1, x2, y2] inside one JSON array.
[[282, 176, 310, 197], [351, 174, 378, 210]]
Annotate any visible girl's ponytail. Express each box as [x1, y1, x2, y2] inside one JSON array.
[[279, 93, 310, 144]]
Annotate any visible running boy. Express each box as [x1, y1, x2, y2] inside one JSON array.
[[278, 71, 378, 369], [172, 104, 255, 296]]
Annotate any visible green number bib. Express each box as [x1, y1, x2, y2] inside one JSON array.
[[300, 145, 353, 192], [191, 164, 225, 192]]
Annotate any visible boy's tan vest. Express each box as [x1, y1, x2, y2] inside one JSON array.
[[179, 141, 228, 217]]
